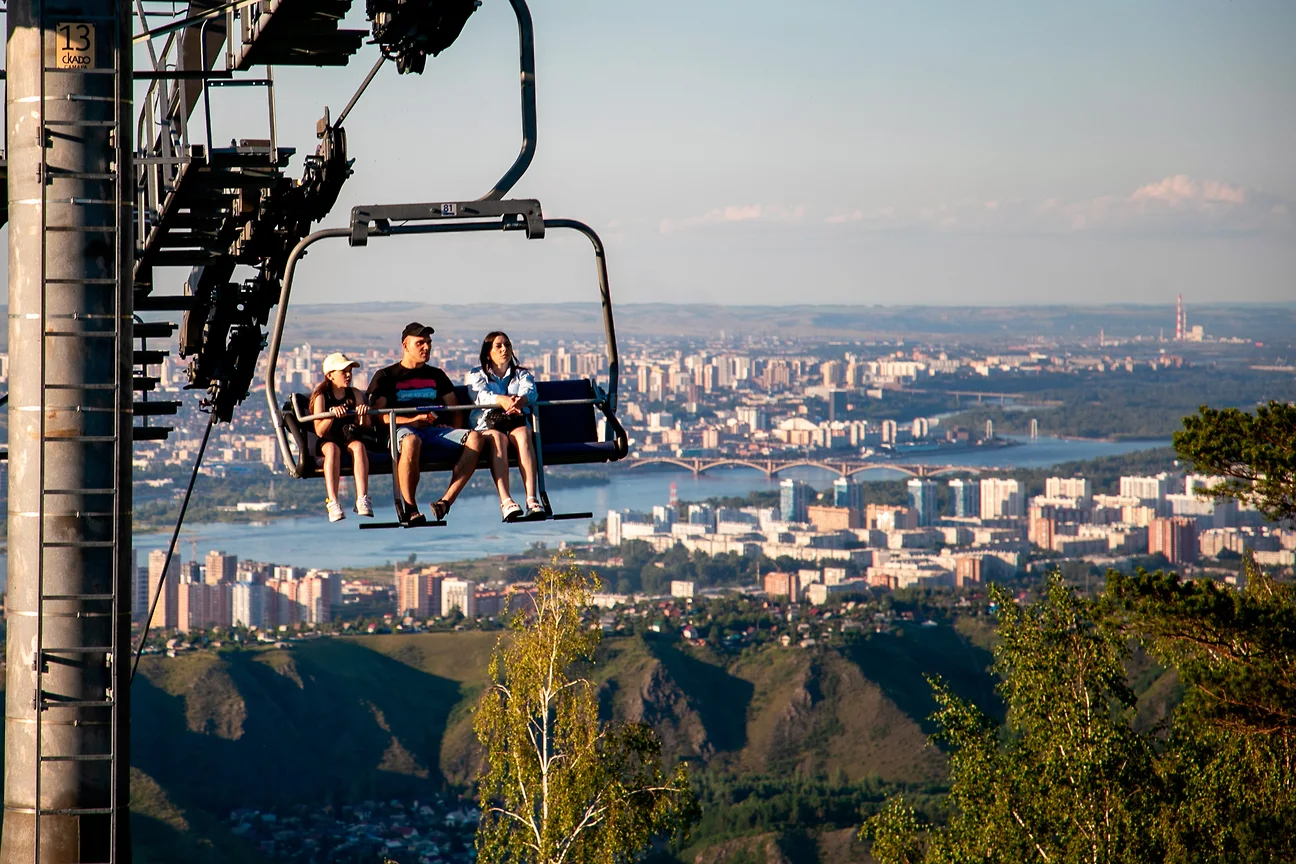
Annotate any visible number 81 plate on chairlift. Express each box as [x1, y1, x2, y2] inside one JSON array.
[[439, 203, 457, 217]]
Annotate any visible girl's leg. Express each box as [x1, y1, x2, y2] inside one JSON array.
[[321, 442, 341, 502], [484, 429, 512, 502], [511, 426, 540, 502], [348, 440, 369, 497]]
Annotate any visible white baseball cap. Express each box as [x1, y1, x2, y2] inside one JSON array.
[[322, 352, 359, 375]]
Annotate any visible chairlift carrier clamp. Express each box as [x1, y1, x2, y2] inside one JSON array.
[[349, 198, 545, 245]]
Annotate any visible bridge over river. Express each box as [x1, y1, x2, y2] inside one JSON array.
[[622, 456, 1007, 479]]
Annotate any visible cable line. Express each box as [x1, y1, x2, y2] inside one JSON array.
[[129, 411, 216, 684]]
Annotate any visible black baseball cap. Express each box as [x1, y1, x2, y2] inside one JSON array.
[[401, 322, 435, 340]]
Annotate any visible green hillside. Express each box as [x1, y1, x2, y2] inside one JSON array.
[[0, 625, 1002, 862]]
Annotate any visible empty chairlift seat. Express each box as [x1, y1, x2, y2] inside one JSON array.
[[282, 379, 626, 479]]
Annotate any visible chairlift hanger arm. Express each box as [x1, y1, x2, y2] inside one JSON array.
[[477, 0, 538, 202]]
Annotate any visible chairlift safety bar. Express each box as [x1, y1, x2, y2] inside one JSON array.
[[293, 398, 602, 424]]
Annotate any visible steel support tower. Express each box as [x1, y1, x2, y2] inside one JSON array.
[[4, 0, 132, 861]]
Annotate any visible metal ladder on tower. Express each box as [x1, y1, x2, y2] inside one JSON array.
[[33, 2, 127, 860]]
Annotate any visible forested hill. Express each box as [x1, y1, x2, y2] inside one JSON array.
[[0, 624, 1181, 862], [0, 626, 1004, 862]]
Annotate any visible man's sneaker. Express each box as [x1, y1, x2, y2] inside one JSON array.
[[326, 499, 345, 523], [355, 494, 374, 517]]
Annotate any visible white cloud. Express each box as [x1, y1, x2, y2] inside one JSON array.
[[659, 204, 806, 234], [822, 176, 1293, 236]]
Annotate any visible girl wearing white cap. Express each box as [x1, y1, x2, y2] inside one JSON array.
[[311, 352, 374, 522]]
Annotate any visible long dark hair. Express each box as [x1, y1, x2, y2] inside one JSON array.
[[310, 370, 353, 406], [479, 331, 528, 377]]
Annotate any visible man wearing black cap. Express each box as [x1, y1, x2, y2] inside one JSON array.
[[367, 322, 484, 524]]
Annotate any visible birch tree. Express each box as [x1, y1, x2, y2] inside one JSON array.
[[474, 558, 697, 864]]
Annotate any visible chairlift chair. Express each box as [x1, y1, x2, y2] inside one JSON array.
[[263, 205, 628, 528]]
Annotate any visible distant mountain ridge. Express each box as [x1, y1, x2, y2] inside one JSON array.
[[1, 302, 1290, 351], [275, 301, 1296, 346]]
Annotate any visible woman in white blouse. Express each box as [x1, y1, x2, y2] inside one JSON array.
[[466, 331, 542, 521]]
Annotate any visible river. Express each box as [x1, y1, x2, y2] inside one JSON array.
[[114, 435, 1166, 571]]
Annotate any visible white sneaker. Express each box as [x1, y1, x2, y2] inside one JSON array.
[[355, 494, 374, 517], [326, 499, 345, 523]]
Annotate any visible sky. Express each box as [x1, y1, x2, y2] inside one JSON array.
[[20, 0, 1296, 307]]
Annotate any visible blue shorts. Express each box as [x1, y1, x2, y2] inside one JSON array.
[[395, 425, 471, 455]]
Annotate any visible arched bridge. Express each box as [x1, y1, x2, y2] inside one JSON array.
[[622, 457, 1003, 479]]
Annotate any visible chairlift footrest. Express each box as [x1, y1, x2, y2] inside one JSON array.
[[548, 512, 593, 521], [358, 520, 447, 530]]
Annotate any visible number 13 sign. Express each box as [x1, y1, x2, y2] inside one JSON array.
[[54, 23, 96, 69]]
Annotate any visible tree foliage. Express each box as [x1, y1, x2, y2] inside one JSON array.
[[1173, 400, 1296, 523], [867, 577, 1164, 864], [1108, 560, 1296, 735], [865, 571, 1296, 864], [474, 557, 697, 864]]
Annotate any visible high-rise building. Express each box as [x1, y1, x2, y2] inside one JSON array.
[[298, 573, 334, 624], [1120, 474, 1172, 505], [779, 479, 814, 523], [866, 504, 917, 531], [948, 479, 980, 518], [1046, 477, 1091, 500], [205, 550, 238, 585], [147, 549, 180, 631], [828, 390, 848, 422], [806, 505, 861, 531], [980, 478, 1023, 519], [833, 477, 864, 512], [1150, 517, 1199, 565], [762, 571, 798, 601], [177, 579, 218, 633], [131, 547, 148, 623], [907, 478, 938, 526], [911, 417, 930, 440], [735, 405, 768, 431], [1028, 513, 1055, 550], [441, 578, 478, 619], [397, 569, 444, 618], [1184, 474, 1222, 496], [267, 578, 302, 627], [880, 419, 898, 445], [233, 581, 267, 629], [762, 359, 790, 391]]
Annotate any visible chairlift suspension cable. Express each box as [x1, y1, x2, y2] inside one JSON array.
[[129, 411, 217, 684]]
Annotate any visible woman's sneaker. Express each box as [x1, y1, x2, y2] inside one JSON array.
[[354, 494, 374, 517], [326, 499, 345, 523]]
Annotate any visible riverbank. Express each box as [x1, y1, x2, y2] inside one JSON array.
[[120, 436, 1171, 572]]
